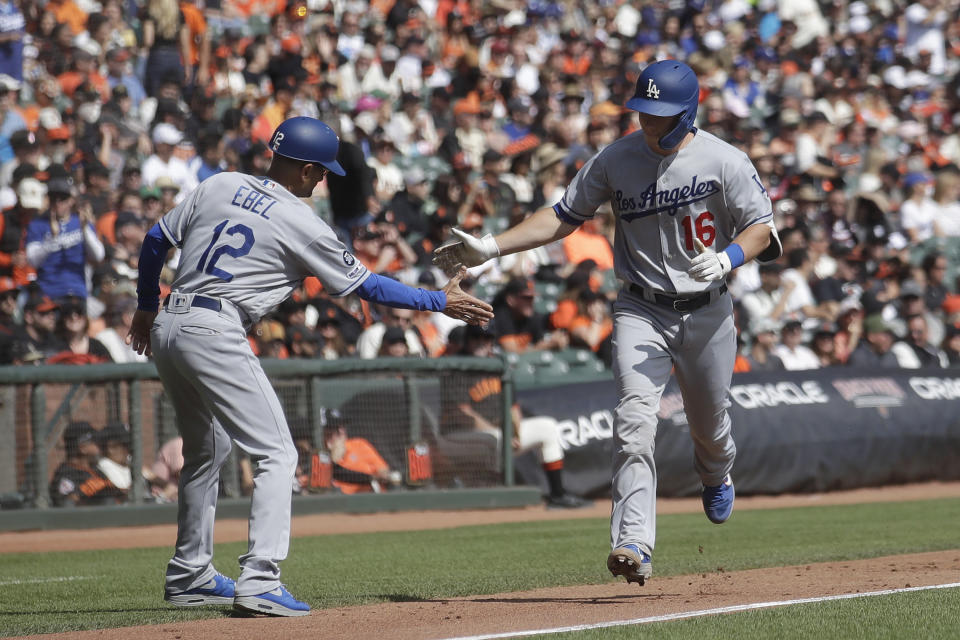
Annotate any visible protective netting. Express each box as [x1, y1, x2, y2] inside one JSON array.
[[0, 360, 509, 509]]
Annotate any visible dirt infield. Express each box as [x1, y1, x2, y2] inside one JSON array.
[[21, 550, 960, 640], [10, 481, 960, 640]]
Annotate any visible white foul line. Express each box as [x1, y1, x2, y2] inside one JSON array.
[[442, 581, 960, 640], [0, 576, 94, 586]]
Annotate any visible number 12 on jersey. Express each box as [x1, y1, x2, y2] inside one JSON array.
[[681, 211, 715, 251], [197, 220, 256, 282]]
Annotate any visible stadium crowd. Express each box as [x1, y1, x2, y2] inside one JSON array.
[[0, 0, 959, 371]]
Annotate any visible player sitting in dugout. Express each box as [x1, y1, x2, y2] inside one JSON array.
[[290, 412, 401, 495], [49, 421, 125, 507]]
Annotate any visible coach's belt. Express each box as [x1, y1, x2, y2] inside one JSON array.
[[627, 283, 727, 313], [163, 293, 222, 313]]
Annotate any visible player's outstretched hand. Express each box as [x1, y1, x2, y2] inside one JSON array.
[[687, 238, 732, 282], [441, 267, 495, 325], [433, 228, 500, 276], [125, 309, 158, 356]]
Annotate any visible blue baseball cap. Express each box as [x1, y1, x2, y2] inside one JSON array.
[[903, 172, 931, 188]]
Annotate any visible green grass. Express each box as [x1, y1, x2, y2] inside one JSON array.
[[538, 589, 960, 639], [1, 498, 958, 637]]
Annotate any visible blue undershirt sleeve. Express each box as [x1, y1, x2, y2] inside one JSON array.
[[355, 273, 447, 311], [137, 223, 173, 312]]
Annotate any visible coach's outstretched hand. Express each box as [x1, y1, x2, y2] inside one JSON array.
[[126, 309, 158, 356], [687, 238, 732, 282], [441, 267, 495, 325], [433, 228, 500, 276]]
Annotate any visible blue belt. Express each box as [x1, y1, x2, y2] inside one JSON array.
[[163, 294, 222, 312], [628, 283, 727, 313]]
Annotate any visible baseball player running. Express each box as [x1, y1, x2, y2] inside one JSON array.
[[127, 117, 492, 616], [435, 61, 780, 586]]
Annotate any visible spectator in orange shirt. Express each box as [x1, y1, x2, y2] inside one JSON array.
[[251, 76, 295, 143], [550, 266, 592, 331], [568, 289, 613, 354], [179, 0, 210, 86], [560, 33, 591, 76], [58, 48, 110, 100], [47, 0, 88, 36], [562, 217, 614, 271]]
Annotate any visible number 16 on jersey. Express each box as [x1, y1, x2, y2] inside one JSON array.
[[681, 211, 715, 251]]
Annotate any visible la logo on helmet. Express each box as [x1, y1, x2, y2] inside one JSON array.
[[646, 79, 659, 99], [271, 131, 285, 151]]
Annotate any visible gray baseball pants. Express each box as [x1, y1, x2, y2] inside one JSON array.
[[151, 296, 298, 597], [609, 290, 736, 556]]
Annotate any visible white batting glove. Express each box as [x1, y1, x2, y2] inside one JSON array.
[[687, 238, 732, 282], [432, 228, 500, 276]]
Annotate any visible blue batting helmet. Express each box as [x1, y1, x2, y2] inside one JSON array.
[[625, 60, 699, 150], [268, 117, 346, 175]]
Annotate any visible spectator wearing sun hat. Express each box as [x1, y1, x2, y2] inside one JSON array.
[[141, 123, 197, 203]]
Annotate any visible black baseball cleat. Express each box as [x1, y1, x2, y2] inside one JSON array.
[[607, 544, 652, 586]]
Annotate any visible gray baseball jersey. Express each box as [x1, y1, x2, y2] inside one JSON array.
[[554, 129, 779, 294], [550, 129, 781, 565], [153, 171, 368, 598], [158, 172, 370, 323]]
